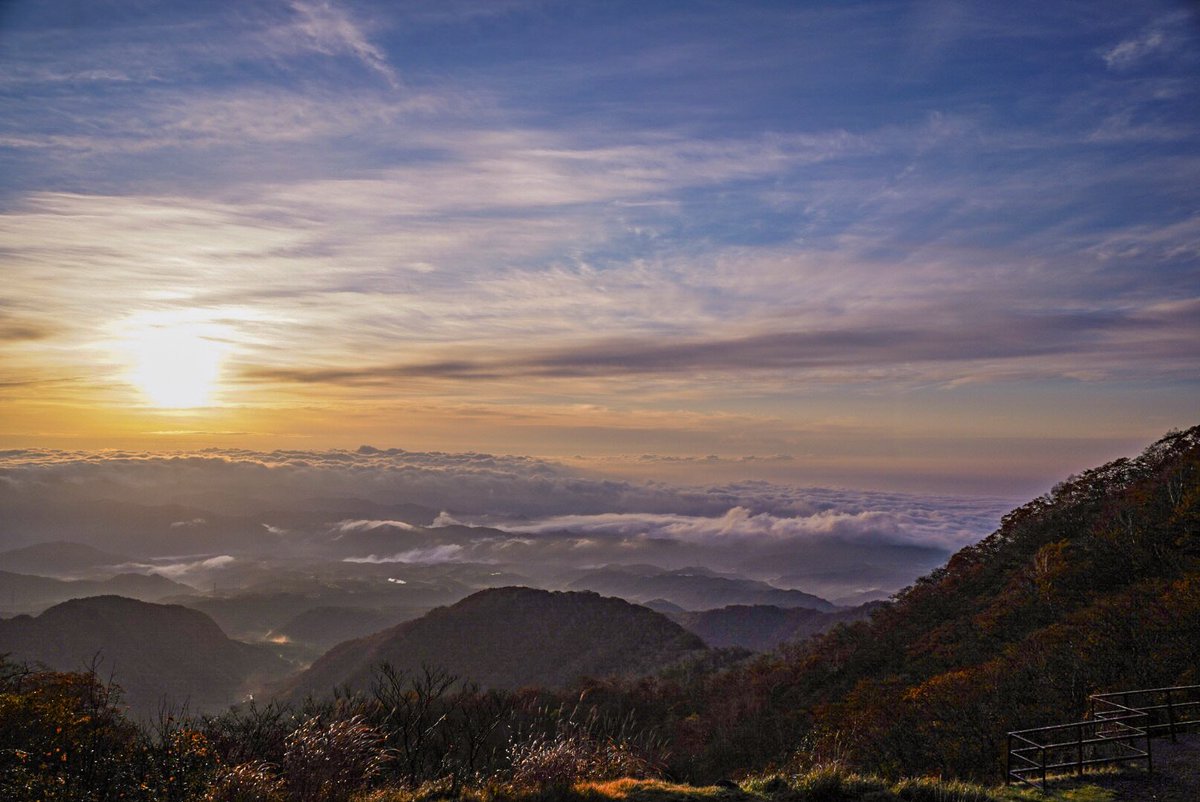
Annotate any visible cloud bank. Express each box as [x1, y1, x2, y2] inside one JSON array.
[[0, 446, 1011, 535], [0, 447, 1014, 596]]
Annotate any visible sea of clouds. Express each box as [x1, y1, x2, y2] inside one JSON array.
[[0, 446, 1017, 596]]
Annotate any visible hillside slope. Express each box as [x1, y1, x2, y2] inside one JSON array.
[[567, 566, 835, 611], [590, 426, 1200, 783], [0, 595, 290, 715], [287, 586, 708, 698], [670, 602, 880, 651], [0, 570, 195, 615], [268, 605, 410, 651], [0, 541, 132, 575]]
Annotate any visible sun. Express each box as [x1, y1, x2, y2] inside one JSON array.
[[125, 323, 227, 408]]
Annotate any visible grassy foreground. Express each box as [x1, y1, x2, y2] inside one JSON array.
[[358, 768, 1118, 802]]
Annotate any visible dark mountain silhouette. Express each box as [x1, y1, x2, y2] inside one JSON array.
[[0, 595, 290, 716], [829, 588, 892, 606], [668, 602, 881, 652], [567, 565, 835, 611], [268, 605, 412, 651], [176, 577, 466, 641], [0, 496, 271, 556], [643, 597, 687, 614], [0, 541, 132, 575], [0, 570, 195, 615], [286, 587, 708, 699]]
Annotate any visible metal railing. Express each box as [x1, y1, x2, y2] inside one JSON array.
[[1091, 684, 1200, 743], [1005, 684, 1200, 791], [1006, 711, 1151, 791]]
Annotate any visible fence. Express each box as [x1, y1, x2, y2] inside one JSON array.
[[1091, 685, 1200, 742], [1005, 684, 1200, 791]]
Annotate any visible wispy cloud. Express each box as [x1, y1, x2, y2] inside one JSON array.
[[117, 554, 235, 581], [242, 303, 1200, 386], [0, 0, 1195, 492], [344, 544, 464, 564], [334, 519, 417, 533], [283, 0, 401, 88], [1101, 13, 1188, 70]]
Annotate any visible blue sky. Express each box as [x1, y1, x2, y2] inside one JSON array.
[[0, 0, 1197, 495]]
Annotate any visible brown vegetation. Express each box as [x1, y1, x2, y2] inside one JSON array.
[[2, 426, 1197, 798]]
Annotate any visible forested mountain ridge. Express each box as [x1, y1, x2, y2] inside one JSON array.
[[567, 566, 836, 612], [0, 595, 290, 716], [285, 587, 709, 699], [0, 541, 132, 575], [0, 570, 194, 615], [572, 426, 1200, 782], [791, 425, 1200, 778]]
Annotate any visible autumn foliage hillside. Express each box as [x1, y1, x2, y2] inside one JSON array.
[[286, 587, 710, 700], [798, 426, 1200, 776], [576, 426, 1200, 782]]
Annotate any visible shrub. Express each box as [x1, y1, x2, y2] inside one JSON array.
[[281, 715, 386, 802], [203, 761, 286, 802], [0, 658, 141, 801], [509, 732, 593, 789], [203, 700, 298, 767], [509, 731, 656, 790]]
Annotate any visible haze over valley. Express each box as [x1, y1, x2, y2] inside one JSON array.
[[0, 443, 981, 689], [0, 1, 1196, 799]]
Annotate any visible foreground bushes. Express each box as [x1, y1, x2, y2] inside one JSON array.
[[0, 657, 662, 801], [0, 655, 1122, 802]]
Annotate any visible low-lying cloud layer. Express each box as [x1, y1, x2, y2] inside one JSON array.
[[0, 447, 1014, 596], [0, 446, 1011, 530], [502, 505, 974, 550], [130, 554, 236, 581]]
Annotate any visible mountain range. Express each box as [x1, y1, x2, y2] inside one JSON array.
[[285, 586, 709, 699], [566, 564, 836, 611], [0, 595, 290, 716], [0, 541, 133, 575], [0, 570, 194, 616]]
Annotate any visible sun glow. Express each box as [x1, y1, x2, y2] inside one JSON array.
[[124, 322, 228, 408]]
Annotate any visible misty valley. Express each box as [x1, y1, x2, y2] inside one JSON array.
[[0, 485, 891, 714], [2, 427, 1199, 802]]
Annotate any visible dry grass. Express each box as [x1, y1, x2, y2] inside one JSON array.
[[355, 765, 1085, 802]]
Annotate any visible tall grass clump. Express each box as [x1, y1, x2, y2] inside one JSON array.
[[203, 760, 285, 802], [281, 714, 386, 802]]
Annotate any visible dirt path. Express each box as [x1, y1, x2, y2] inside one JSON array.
[[1093, 734, 1200, 801]]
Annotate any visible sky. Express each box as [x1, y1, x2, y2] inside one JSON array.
[[1, 0, 1198, 498]]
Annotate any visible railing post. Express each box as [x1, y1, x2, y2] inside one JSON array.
[[1145, 717, 1153, 777], [1166, 691, 1177, 743], [1005, 734, 1011, 785], [1041, 745, 1047, 792], [1076, 723, 1084, 775]]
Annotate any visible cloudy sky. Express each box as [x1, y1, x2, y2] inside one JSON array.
[[1, 0, 1197, 496]]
